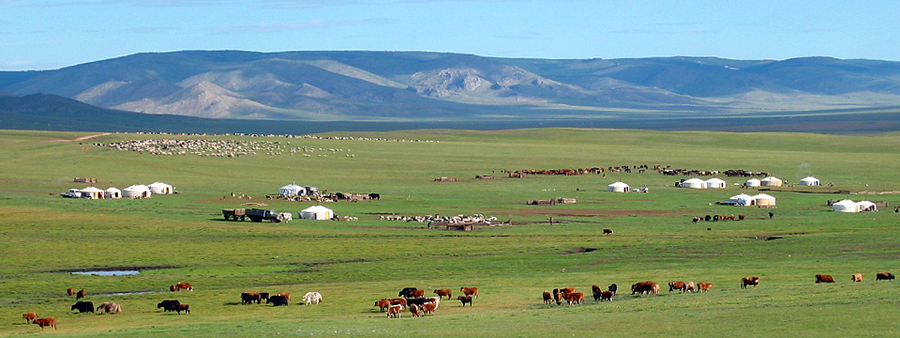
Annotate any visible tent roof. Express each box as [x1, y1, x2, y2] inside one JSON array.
[[683, 178, 706, 183], [608, 181, 629, 187], [753, 193, 776, 200], [148, 182, 172, 187], [761, 176, 782, 182], [706, 178, 726, 183], [746, 178, 761, 182], [280, 184, 304, 190], [80, 187, 104, 193], [833, 199, 856, 206], [124, 185, 150, 191], [730, 193, 754, 200], [301, 205, 333, 213], [106, 187, 121, 192]]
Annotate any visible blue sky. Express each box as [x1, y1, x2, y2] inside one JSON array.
[[2, 0, 897, 70]]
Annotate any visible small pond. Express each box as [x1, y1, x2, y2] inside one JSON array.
[[71, 270, 140, 276]]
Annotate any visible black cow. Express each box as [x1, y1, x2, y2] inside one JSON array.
[[259, 292, 270, 301], [398, 287, 418, 298], [71, 301, 94, 313], [608, 284, 618, 295], [267, 295, 289, 306], [157, 300, 180, 312], [407, 297, 435, 307], [369, 193, 380, 200], [876, 272, 895, 280]]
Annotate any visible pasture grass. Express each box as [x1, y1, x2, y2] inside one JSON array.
[[0, 128, 899, 337]]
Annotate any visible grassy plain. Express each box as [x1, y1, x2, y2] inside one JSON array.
[[0, 128, 899, 337]]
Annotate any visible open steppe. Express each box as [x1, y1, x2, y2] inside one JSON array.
[[1, 128, 899, 337]]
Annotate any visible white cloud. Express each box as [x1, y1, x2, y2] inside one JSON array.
[[213, 18, 392, 35]]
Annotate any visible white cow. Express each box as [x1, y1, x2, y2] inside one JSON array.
[[302, 291, 322, 305]]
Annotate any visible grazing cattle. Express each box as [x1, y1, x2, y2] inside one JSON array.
[[608, 284, 617, 295], [542, 291, 553, 305], [421, 302, 437, 315], [32, 318, 56, 331], [698, 282, 713, 292], [171, 282, 193, 292], [692, 217, 700, 223], [603, 228, 614, 235], [277, 292, 291, 301], [23, 312, 37, 324], [434, 289, 453, 299], [685, 281, 695, 293], [176, 304, 190, 314], [631, 281, 656, 295], [651, 283, 660, 295], [876, 272, 895, 280], [398, 287, 418, 298], [741, 276, 760, 289], [564, 292, 585, 305], [369, 193, 381, 200], [67, 288, 75, 296], [157, 300, 180, 312], [738, 214, 745, 221], [408, 289, 426, 298], [460, 287, 479, 299], [668, 281, 687, 293], [600, 291, 613, 302], [76, 289, 86, 300], [704, 215, 712, 222], [552, 288, 561, 305], [409, 304, 421, 317], [387, 304, 403, 318], [558, 287, 575, 295], [592, 284, 603, 301], [259, 293, 270, 301], [407, 297, 435, 307], [375, 299, 392, 312], [426, 296, 441, 309], [71, 301, 94, 313], [302, 292, 323, 305], [97, 302, 122, 314], [267, 295, 289, 306], [851, 274, 863, 282], [390, 298, 408, 308], [457, 295, 473, 307], [241, 292, 262, 305], [815, 274, 835, 283]]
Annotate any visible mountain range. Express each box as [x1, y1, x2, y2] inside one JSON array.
[[3, 51, 900, 124]]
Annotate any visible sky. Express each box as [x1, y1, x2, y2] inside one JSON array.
[[2, 0, 898, 70]]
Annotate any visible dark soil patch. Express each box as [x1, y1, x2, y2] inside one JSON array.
[[50, 265, 177, 273], [562, 247, 597, 255]]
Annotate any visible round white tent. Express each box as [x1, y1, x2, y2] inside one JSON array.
[[123, 185, 151, 199], [299, 205, 334, 220], [607, 181, 630, 193], [857, 200, 877, 212], [760, 176, 783, 187], [753, 193, 776, 207], [744, 178, 761, 187], [148, 182, 174, 195], [729, 193, 756, 206], [705, 178, 727, 189], [279, 184, 306, 196], [105, 187, 122, 199], [79, 187, 105, 199], [680, 178, 707, 189], [832, 199, 859, 213], [799, 176, 820, 186]]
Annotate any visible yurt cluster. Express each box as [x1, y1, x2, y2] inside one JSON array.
[[64, 182, 175, 199], [831, 199, 878, 213]]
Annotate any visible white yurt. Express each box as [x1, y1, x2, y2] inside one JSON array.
[[105, 187, 122, 199], [729, 193, 756, 206], [705, 178, 727, 189], [680, 178, 707, 189], [279, 184, 306, 197], [760, 176, 783, 187], [832, 199, 859, 213], [753, 193, 777, 207], [744, 178, 761, 187], [857, 200, 877, 212], [799, 176, 820, 186], [123, 185, 151, 199], [148, 182, 174, 195], [299, 205, 334, 220], [607, 181, 630, 193], [79, 187, 105, 199]]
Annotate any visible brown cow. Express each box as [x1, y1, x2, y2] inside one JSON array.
[[668, 281, 687, 293], [277, 292, 291, 301], [876, 272, 895, 280], [592, 284, 603, 301], [375, 299, 392, 312], [434, 289, 452, 299], [241, 292, 262, 304], [741, 277, 760, 289], [409, 289, 425, 298], [631, 281, 656, 295], [564, 292, 585, 305], [387, 304, 402, 318], [651, 283, 660, 295], [409, 304, 421, 317], [600, 291, 613, 302], [457, 295, 473, 307], [421, 302, 437, 315], [815, 274, 835, 283], [542, 291, 553, 305], [32, 318, 56, 331], [698, 282, 713, 292], [851, 274, 863, 282], [390, 298, 408, 307], [171, 282, 193, 292], [603, 228, 614, 235], [176, 303, 190, 314], [76, 289, 86, 300], [97, 302, 122, 314], [460, 287, 478, 299], [67, 288, 75, 296], [23, 312, 37, 324]]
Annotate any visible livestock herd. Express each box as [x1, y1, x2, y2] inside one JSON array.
[[375, 287, 478, 318]]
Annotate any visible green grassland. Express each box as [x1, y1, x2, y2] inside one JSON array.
[[1, 128, 899, 337]]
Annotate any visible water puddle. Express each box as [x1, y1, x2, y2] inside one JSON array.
[[71, 270, 140, 276], [100, 291, 156, 297]]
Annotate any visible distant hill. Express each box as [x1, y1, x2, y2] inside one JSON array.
[[3, 51, 900, 123]]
